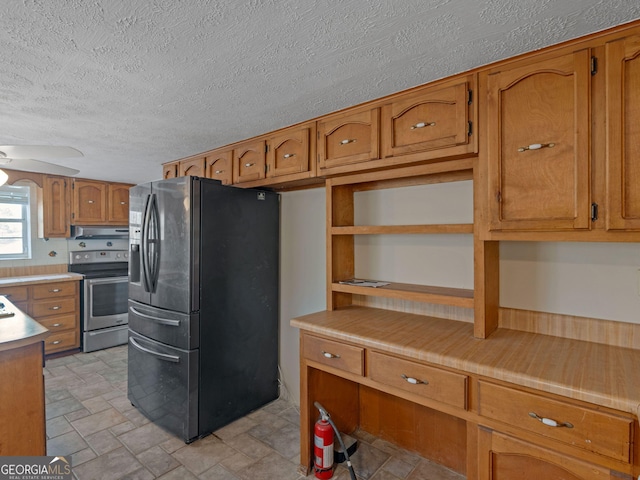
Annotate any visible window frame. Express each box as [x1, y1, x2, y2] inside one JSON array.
[[0, 185, 31, 260]]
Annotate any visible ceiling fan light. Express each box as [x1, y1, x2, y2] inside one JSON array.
[[0, 169, 8, 187]]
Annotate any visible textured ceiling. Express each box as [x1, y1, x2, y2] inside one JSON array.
[[2, 0, 640, 184]]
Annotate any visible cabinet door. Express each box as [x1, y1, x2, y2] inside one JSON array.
[[606, 35, 640, 230], [478, 429, 612, 480], [381, 79, 471, 159], [267, 127, 311, 178], [205, 150, 232, 185], [233, 140, 266, 183], [486, 50, 591, 231], [108, 184, 130, 224], [179, 157, 205, 177], [41, 175, 70, 237], [73, 179, 107, 224], [163, 162, 179, 179], [318, 107, 379, 172]]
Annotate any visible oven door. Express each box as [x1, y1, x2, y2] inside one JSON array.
[[84, 276, 129, 331]]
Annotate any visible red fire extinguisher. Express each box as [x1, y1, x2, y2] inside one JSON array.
[[314, 411, 334, 479]]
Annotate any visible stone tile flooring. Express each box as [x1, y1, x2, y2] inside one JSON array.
[[45, 345, 464, 480]]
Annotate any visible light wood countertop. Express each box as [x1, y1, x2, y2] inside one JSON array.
[[0, 296, 49, 352], [0, 272, 83, 287], [291, 306, 640, 417]]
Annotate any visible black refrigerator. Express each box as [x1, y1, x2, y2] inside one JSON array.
[[127, 176, 279, 443]]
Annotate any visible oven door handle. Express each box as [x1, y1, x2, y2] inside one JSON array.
[[129, 306, 181, 327], [129, 337, 180, 363]]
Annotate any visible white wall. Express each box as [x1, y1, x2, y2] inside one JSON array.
[[279, 188, 326, 405], [279, 181, 640, 406]]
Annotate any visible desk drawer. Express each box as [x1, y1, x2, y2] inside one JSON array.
[[44, 330, 79, 354], [478, 381, 633, 463], [303, 335, 364, 376], [369, 351, 467, 409], [0, 286, 29, 303], [31, 298, 76, 318], [31, 282, 77, 300]]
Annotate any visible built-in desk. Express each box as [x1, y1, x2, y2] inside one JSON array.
[[292, 306, 640, 479], [0, 295, 49, 455]]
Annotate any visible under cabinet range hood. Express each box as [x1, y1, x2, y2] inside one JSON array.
[[71, 226, 129, 239]]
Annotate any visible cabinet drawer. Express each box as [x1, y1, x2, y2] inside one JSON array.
[[44, 330, 79, 354], [368, 351, 467, 409], [303, 335, 364, 376], [31, 282, 77, 300], [478, 381, 633, 463], [31, 298, 76, 318], [0, 286, 29, 302], [38, 314, 77, 331]]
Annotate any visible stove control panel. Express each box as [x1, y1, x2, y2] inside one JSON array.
[[69, 250, 129, 265]]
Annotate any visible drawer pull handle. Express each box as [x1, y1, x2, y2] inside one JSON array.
[[244, 163, 255, 167], [52, 340, 61, 345], [52, 323, 62, 327], [50, 306, 62, 310], [49, 289, 61, 293], [87, 200, 95, 204], [340, 139, 356, 145], [322, 351, 340, 359], [120, 201, 127, 205], [518, 142, 555, 152], [401, 374, 428, 385], [410, 121, 436, 129], [283, 153, 296, 159], [528, 412, 573, 428], [214, 170, 224, 174]]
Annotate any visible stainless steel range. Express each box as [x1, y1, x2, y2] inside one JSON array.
[[69, 249, 129, 352]]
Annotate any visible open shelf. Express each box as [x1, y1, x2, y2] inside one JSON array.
[[331, 224, 474, 235], [331, 281, 474, 308]]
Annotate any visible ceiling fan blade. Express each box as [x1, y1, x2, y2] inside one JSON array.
[[0, 145, 83, 159], [0, 158, 80, 176]]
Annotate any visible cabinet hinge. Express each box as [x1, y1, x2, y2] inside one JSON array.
[[467, 90, 473, 105], [265, 164, 269, 174], [468, 121, 473, 136], [591, 203, 598, 221], [265, 144, 269, 153], [591, 56, 598, 75]]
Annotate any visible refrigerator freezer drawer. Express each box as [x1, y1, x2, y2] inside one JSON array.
[[127, 330, 199, 442], [128, 299, 199, 350]]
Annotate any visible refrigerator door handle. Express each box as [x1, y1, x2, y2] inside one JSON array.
[[141, 194, 152, 293], [129, 337, 180, 363], [148, 193, 160, 292], [129, 306, 181, 327]]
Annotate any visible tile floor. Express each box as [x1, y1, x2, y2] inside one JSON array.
[[44, 345, 464, 480]]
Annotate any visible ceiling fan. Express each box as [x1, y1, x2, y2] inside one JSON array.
[[0, 146, 82, 182]]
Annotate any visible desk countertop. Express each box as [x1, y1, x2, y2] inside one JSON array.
[[291, 306, 640, 418], [0, 296, 49, 353]]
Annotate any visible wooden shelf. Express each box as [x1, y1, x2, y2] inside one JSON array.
[[332, 281, 474, 308], [332, 224, 473, 235]]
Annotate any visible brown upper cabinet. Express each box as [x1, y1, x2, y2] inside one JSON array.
[[606, 34, 640, 231], [40, 175, 71, 238], [485, 49, 592, 231], [233, 140, 266, 184], [380, 75, 475, 162], [317, 106, 380, 174], [266, 125, 312, 179], [107, 183, 131, 224], [163, 161, 179, 179], [179, 156, 205, 177], [205, 149, 232, 185], [73, 179, 131, 225]]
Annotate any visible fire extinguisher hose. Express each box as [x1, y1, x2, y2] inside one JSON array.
[[314, 402, 357, 480]]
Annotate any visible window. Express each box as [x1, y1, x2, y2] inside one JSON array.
[[0, 185, 31, 260]]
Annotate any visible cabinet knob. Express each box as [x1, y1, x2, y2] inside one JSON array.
[[245, 163, 255, 168], [410, 121, 436, 129], [518, 142, 555, 152], [401, 374, 429, 385], [528, 412, 573, 428], [340, 139, 356, 145], [283, 153, 296, 159], [120, 201, 127, 205], [321, 351, 340, 359]]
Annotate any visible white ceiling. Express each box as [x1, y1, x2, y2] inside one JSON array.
[[2, 0, 640, 185]]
